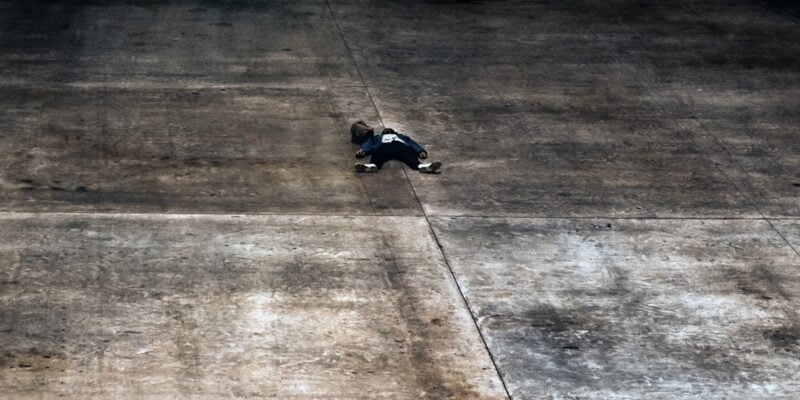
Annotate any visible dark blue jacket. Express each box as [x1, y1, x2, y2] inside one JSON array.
[[360, 133, 425, 155]]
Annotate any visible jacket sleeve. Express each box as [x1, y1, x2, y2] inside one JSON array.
[[360, 135, 382, 154], [398, 134, 425, 154]]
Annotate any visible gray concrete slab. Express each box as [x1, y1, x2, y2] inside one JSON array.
[[431, 216, 800, 399], [0, 213, 505, 399], [771, 220, 800, 254], [690, 120, 800, 217], [0, 1, 359, 87], [3, 0, 800, 399], [403, 115, 758, 218], [0, 1, 423, 215], [0, 84, 424, 215], [579, 0, 800, 218], [332, 0, 770, 219]]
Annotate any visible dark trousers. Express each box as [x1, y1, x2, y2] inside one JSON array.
[[370, 141, 420, 170]]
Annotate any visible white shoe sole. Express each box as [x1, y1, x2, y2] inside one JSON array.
[[420, 161, 442, 173], [355, 164, 377, 173]]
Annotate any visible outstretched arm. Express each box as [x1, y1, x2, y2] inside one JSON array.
[[356, 135, 381, 157]]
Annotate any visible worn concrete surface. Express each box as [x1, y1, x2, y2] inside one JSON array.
[[1, 0, 800, 399], [333, 2, 800, 397], [432, 217, 800, 398], [331, 0, 788, 219], [0, 213, 505, 399], [0, 0, 421, 214]]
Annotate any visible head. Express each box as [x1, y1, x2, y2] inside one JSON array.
[[350, 120, 375, 145]]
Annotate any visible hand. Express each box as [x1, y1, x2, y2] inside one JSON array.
[[355, 149, 366, 158], [419, 151, 428, 159]]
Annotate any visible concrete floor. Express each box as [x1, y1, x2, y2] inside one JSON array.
[[1, 1, 799, 399]]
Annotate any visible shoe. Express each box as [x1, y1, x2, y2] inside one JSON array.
[[355, 163, 378, 173], [419, 161, 442, 173]]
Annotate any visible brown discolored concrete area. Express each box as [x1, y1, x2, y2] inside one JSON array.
[[1, 1, 799, 399]]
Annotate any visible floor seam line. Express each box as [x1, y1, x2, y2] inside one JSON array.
[[324, 0, 384, 127], [583, 0, 800, 258], [679, 130, 800, 258], [0, 82, 369, 89], [429, 215, 786, 220], [322, 0, 382, 218], [325, 1, 513, 398], [689, 123, 800, 258], [420, 213, 515, 400], [0, 211, 795, 221]]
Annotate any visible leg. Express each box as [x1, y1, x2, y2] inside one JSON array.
[[418, 161, 442, 173], [355, 145, 392, 173], [413, 146, 442, 173], [397, 146, 421, 170], [369, 150, 392, 170], [354, 163, 377, 173], [369, 142, 407, 169], [397, 145, 441, 173]]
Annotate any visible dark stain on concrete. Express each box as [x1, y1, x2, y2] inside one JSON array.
[[486, 301, 768, 388], [725, 264, 792, 301], [524, 305, 610, 351], [764, 326, 800, 350], [376, 236, 483, 399], [1, 349, 67, 372], [0, 302, 72, 381], [765, 0, 800, 19], [433, 216, 800, 397]]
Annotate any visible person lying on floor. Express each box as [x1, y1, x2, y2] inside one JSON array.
[[350, 122, 442, 173]]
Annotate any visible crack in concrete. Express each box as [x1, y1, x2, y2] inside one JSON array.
[[324, 1, 513, 398], [565, 0, 800, 261]]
